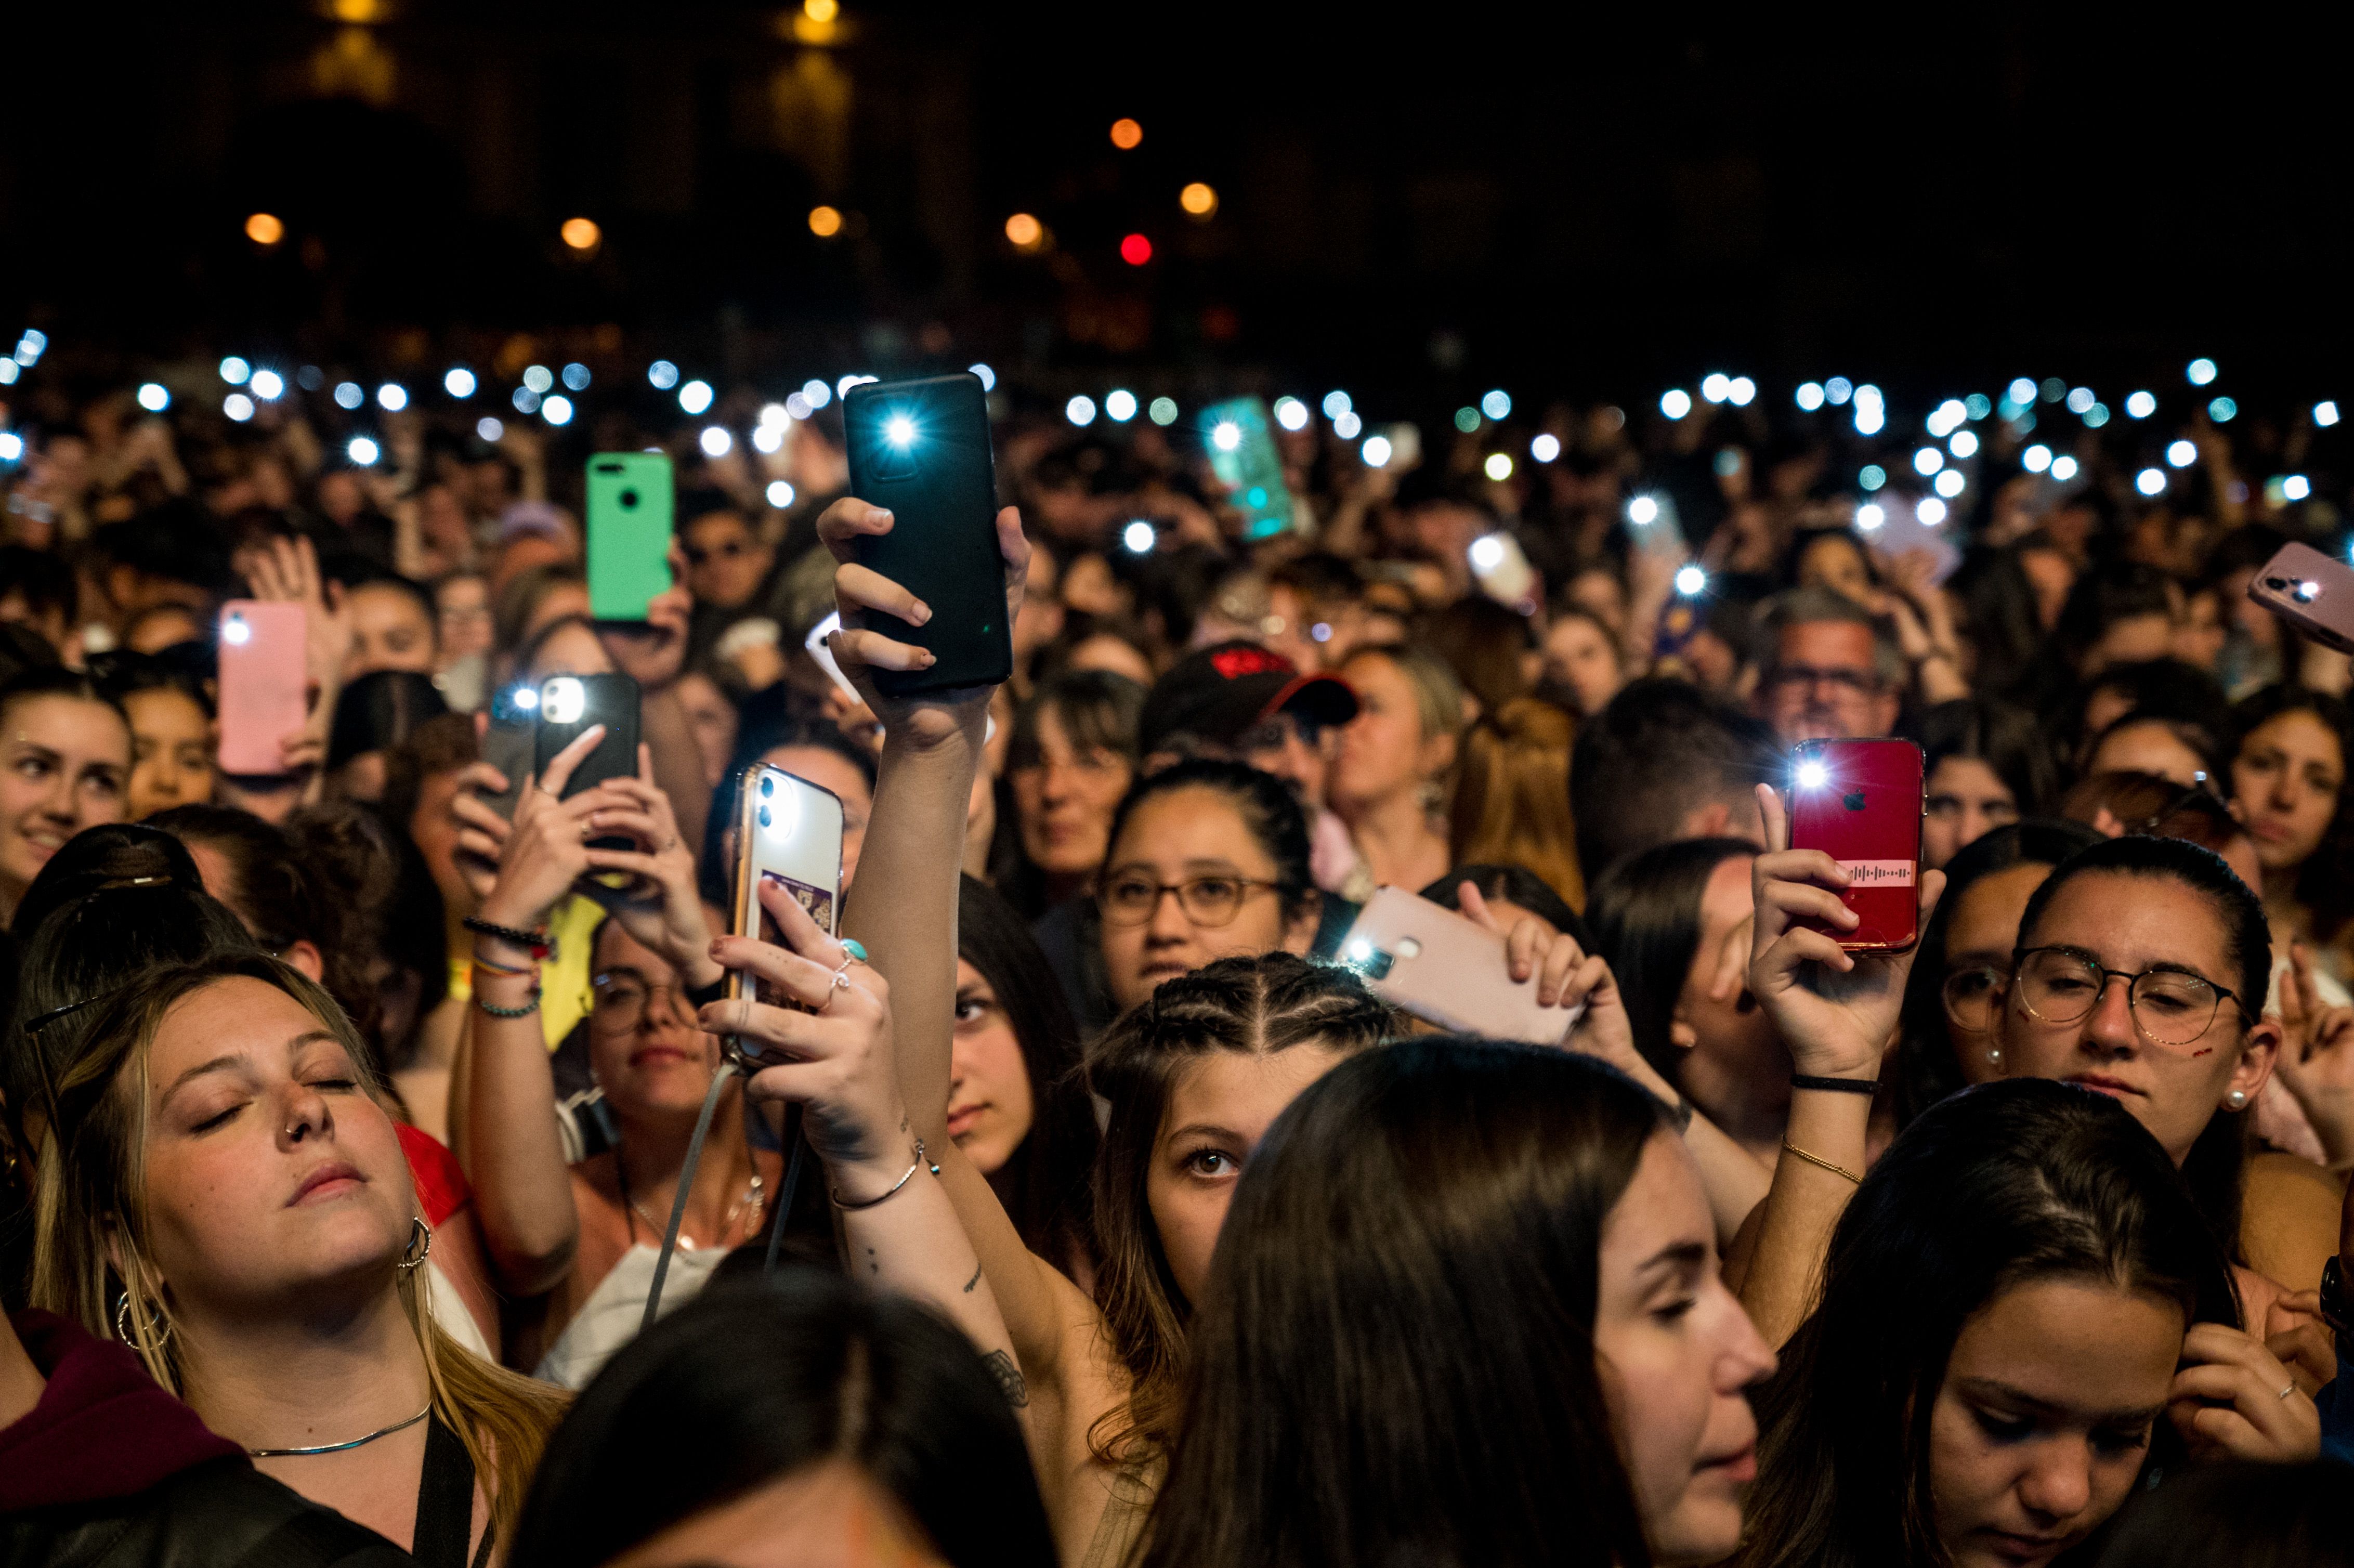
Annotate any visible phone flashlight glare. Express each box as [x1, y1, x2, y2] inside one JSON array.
[[883, 413, 918, 448], [221, 615, 251, 646], [541, 677, 586, 726], [512, 685, 540, 712], [755, 769, 802, 837], [1796, 759, 1830, 791]]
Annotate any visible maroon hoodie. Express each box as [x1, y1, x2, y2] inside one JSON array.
[[0, 1309, 243, 1511]]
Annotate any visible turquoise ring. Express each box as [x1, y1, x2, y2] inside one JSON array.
[[840, 937, 870, 963]]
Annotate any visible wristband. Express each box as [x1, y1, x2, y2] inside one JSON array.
[[476, 986, 542, 1020], [1790, 1074, 1878, 1095], [464, 916, 554, 961], [472, 951, 537, 979]]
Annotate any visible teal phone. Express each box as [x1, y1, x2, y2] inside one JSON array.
[[585, 452, 674, 622], [1202, 398, 1296, 540]]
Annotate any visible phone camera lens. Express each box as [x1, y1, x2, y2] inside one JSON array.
[[619, 488, 639, 510], [759, 776, 774, 797], [2265, 577, 2290, 590], [757, 805, 771, 829]]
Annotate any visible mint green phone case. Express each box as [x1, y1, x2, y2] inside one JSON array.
[[586, 452, 675, 621]]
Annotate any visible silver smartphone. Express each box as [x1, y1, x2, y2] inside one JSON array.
[[727, 764, 846, 1061]]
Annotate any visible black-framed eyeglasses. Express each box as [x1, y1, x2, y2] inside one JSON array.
[[1763, 663, 1881, 697], [2009, 945, 2248, 1049], [1096, 873, 1285, 929]]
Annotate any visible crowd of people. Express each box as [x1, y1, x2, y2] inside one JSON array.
[[2, 349, 2353, 1567]]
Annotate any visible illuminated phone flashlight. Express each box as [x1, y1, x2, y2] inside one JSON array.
[[1627, 494, 1659, 526], [1211, 421, 1243, 452], [1123, 519, 1155, 554], [540, 677, 586, 726], [883, 412, 919, 449], [511, 685, 540, 712], [1674, 564, 1707, 596], [1469, 534, 1507, 573], [755, 769, 802, 837], [1796, 757, 1831, 791], [2296, 580, 2321, 603], [221, 612, 252, 646]]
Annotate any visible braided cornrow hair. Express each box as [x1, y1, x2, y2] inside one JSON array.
[[1083, 951, 1397, 1466]]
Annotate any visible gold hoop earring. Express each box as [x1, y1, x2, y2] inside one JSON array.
[[115, 1289, 169, 1346], [397, 1216, 433, 1273]]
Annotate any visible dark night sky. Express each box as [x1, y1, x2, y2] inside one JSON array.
[[3, 4, 2348, 407]]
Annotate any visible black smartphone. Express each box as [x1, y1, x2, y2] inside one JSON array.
[[477, 682, 538, 823], [533, 671, 642, 816], [842, 372, 1010, 695]]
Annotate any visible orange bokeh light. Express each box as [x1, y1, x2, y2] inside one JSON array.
[[808, 205, 844, 238], [1109, 117, 1143, 150], [1005, 212, 1044, 250], [245, 212, 285, 246], [1179, 182, 1218, 218], [559, 216, 601, 251]]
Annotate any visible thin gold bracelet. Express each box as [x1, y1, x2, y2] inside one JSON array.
[[1781, 1141, 1862, 1184]]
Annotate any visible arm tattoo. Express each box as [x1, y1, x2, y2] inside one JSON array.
[[982, 1349, 1028, 1408], [962, 1262, 983, 1293]]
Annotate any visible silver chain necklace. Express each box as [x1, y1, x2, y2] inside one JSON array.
[[246, 1403, 431, 1458]]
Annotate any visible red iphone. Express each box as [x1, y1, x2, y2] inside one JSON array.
[[1787, 738, 1924, 952], [216, 600, 307, 776]]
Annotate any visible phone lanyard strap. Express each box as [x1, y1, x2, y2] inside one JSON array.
[[641, 1061, 739, 1338]]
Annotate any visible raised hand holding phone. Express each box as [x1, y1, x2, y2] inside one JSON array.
[[817, 494, 1029, 748], [1748, 781, 1944, 1085], [473, 725, 634, 937]]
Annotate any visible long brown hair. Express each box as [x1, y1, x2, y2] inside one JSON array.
[[29, 951, 566, 1547], [1449, 695, 1584, 908], [1082, 951, 1395, 1466]]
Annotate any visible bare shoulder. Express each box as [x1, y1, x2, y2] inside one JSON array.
[[2241, 1152, 2344, 1298]]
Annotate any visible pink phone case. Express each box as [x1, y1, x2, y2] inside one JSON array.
[[2249, 542, 2354, 654], [216, 600, 307, 776], [1340, 887, 1578, 1044]]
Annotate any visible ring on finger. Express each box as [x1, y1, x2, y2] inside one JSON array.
[[819, 960, 854, 1011], [2278, 1380, 2298, 1401]]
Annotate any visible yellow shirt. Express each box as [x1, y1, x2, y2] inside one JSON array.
[[446, 894, 605, 1049]]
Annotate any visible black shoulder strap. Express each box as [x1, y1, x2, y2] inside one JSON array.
[[409, 1416, 478, 1568]]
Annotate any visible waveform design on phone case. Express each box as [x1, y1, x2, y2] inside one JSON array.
[[1836, 859, 1917, 887]]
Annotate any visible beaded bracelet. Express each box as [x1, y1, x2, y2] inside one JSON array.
[[476, 986, 542, 1020], [464, 916, 553, 960]]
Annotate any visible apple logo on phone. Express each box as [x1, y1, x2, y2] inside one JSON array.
[[1842, 791, 1867, 812]]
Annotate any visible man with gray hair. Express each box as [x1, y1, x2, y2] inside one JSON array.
[[1751, 584, 1904, 746]]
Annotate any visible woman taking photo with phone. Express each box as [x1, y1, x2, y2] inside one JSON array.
[[1738, 1079, 2316, 1568], [454, 731, 779, 1387], [810, 494, 1628, 1563], [1741, 795, 2336, 1349]]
